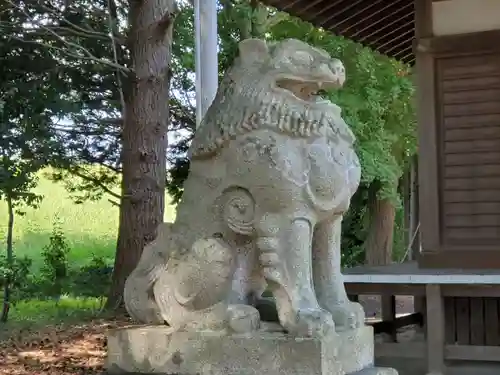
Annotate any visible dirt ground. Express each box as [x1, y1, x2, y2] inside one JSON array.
[[0, 297, 415, 375], [0, 315, 133, 375]]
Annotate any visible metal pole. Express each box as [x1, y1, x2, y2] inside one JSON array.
[[194, 0, 218, 128], [194, 0, 203, 127], [200, 0, 218, 120]]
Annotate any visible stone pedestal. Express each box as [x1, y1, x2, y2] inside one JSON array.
[[106, 325, 397, 375]]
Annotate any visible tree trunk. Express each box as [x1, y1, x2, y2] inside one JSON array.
[[402, 167, 411, 260], [364, 187, 396, 266], [364, 185, 397, 333], [106, 0, 176, 309], [1, 194, 14, 322], [409, 156, 420, 259]]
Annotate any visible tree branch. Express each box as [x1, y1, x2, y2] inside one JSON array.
[[5, 0, 131, 73], [157, 9, 176, 34], [68, 167, 122, 200], [40, 2, 122, 40], [7, 34, 130, 73], [107, 0, 127, 118], [108, 198, 120, 207]]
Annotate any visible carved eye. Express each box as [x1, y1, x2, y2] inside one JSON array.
[[330, 59, 345, 74]]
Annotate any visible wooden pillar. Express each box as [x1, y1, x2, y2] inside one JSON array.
[[414, 0, 434, 341], [381, 295, 397, 341], [415, 0, 440, 266], [411, 154, 426, 330], [426, 284, 445, 375]]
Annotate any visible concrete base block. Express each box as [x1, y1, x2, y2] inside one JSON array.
[[106, 325, 397, 375], [351, 367, 398, 375]]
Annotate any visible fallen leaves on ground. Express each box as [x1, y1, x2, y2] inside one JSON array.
[[0, 315, 133, 375]]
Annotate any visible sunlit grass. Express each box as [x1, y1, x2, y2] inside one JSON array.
[[0, 167, 177, 269], [9, 296, 104, 323], [0, 167, 177, 334]]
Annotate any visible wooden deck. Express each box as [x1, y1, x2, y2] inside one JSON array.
[[342, 262, 500, 375], [343, 261, 500, 284]]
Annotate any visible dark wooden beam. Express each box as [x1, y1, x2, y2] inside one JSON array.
[[260, 0, 416, 63]]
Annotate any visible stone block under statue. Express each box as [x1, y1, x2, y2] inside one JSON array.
[[107, 37, 398, 375], [106, 325, 396, 375]]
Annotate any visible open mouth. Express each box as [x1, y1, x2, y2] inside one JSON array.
[[275, 78, 334, 103]]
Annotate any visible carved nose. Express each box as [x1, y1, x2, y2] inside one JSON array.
[[317, 61, 345, 88], [317, 63, 333, 78], [330, 59, 346, 87]]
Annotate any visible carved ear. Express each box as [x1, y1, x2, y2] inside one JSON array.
[[238, 38, 269, 64]]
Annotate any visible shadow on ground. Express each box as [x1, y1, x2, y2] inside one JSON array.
[[0, 315, 132, 375]]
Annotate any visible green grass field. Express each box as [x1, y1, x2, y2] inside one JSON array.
[[0, 168, 177, 270]]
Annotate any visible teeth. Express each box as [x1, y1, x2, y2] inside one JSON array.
[[315, 98, 331, 104]]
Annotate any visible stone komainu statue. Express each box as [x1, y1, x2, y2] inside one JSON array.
[[124, 38, 365, 338]]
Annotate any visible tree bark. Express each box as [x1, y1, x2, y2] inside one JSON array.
[[106, 0, 176, 309], [409, 156, 420, 260], [402, 167, 410, 260], [364, 186, 396, 266], [364, 184, 397, 334], [1, 194, 14, 322]]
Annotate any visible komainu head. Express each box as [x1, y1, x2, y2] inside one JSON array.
[[190, 38, 354, 158]]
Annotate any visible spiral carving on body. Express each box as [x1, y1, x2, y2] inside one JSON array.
[[221, 187, 256, 236], [124, 38, 365, 337]]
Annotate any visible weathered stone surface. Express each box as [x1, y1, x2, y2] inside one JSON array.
[[123, 37, 365, 338], [110, 36, 398, 375], [106, 325, 394, 375], [350, 368, 399, 375]]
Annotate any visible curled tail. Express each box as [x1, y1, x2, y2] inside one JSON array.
[[124, 223, 173, 324]]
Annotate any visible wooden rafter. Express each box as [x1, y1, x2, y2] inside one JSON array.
[[261, 0, 416, 64]]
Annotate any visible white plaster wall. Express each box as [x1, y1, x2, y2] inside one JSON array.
[[432, 0, 500, 36]]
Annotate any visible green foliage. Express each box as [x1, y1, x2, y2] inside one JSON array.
[[0, 219, 114, 307], [340, 187, 369, 267], [0, 0, 127, 204], [40, 222, 71, 299], [0, 255, 32, 302], [70, 254, 113, 300], [0, 169, 119, 268], [36, 222, 113, 302], [0, 169, 176, 269], [392, 205, 407, 262], [48, 165, 121, 206], [0, 12, 59, 319], [0, 163, 42, 213], [0, 1, 203, 208]]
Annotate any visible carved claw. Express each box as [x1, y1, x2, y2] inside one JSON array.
[[256, 236, 286, 286], [329, 301, 365, 331], [290, 308, 335, 338], [228, 304, 261, 333]]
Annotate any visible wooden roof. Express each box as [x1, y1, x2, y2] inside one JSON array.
[[262, 0, 415, 65]]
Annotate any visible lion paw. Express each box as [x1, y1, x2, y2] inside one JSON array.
[[228, 304, 261, 333], [329, 301, 365, 331], [291, 308, 335, 338]]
